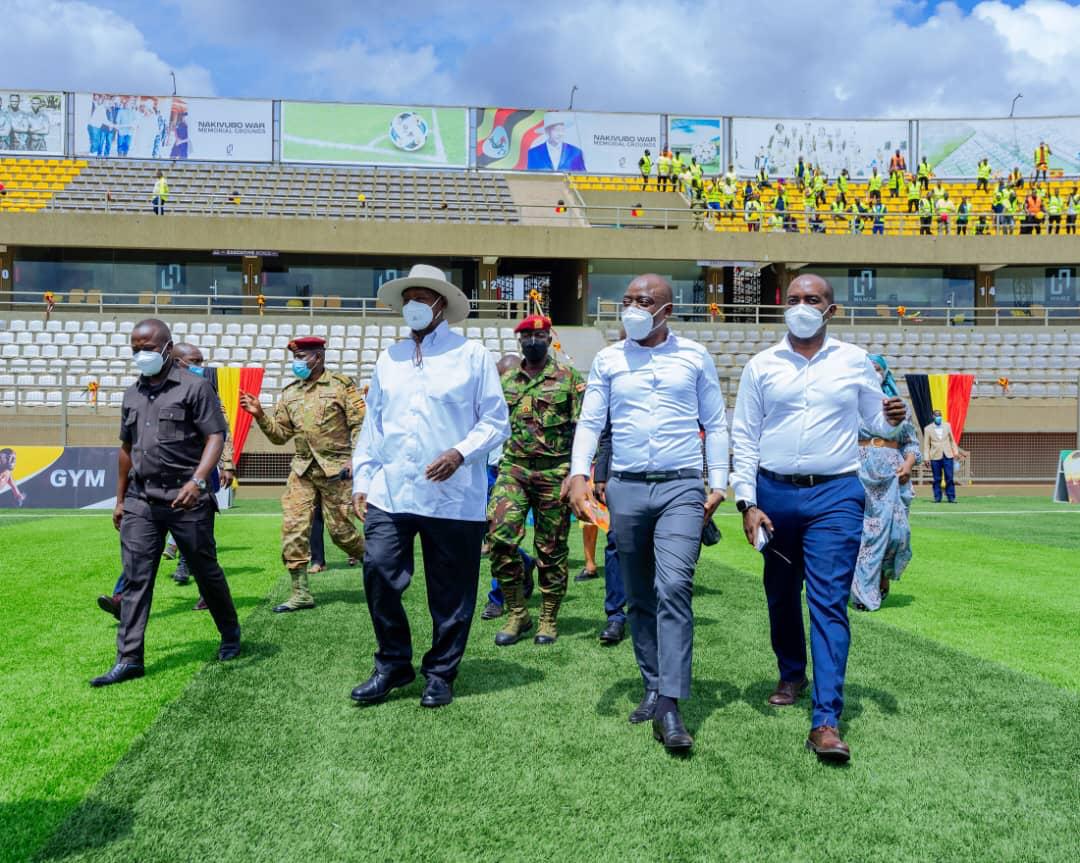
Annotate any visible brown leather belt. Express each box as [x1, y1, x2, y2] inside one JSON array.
[[859, 437, 900, 450]]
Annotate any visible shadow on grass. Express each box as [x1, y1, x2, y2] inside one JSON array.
[[594, 676, 740, 733], [741, 677, 899, 725], [880, 592, 915, 608], [142, 638, 281, 675], [454, 658, 544, 698], [28, 799, 134, 862], [151, 594, 265, 620]]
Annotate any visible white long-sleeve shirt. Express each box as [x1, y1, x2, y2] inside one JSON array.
[[730, 335, 896, 505], [352, 321, 509, 521], [570, 333, 730, 490]]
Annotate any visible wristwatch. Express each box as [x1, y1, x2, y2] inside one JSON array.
[[192, 477, 208, 492], [736, 500, 757, 514]]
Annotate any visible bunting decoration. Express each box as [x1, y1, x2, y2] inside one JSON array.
[[903, 374, 975, 441], [207, 366, 265, 470]]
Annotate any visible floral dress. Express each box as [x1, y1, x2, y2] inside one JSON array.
[[851, 418, 921, 610]]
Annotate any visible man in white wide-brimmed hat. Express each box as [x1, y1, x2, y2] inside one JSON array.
[[350, 264, 509, 709]]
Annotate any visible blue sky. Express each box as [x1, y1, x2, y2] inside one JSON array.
[[2, 0, 1080, 117]]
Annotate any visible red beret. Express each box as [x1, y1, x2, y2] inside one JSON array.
[[287, 336, 326, 351], [514, 314, 552, 334]]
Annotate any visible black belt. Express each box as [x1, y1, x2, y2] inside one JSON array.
[[759, 468, 856, 488], [504, 455, 569, 470], [611, 469, 702, 483]]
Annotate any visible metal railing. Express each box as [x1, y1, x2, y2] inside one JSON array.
[[594, 300, 1080, 327]]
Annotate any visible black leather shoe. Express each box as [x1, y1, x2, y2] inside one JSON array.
[[653, 710, 694, 753], [90, 662, 145, 687], [420, 676, 453, 708], [96, 594, 121, 621], [628, 689, 659, 724], [480, 600, 504, 620], [598, 618, 625, 645], [218, 628, 241, 661], [574, 567, 600, 583], [350, 667, 416, 704]]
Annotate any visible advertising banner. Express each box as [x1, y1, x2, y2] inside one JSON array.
[[0, 90, 65, 155], [667, 116, 724, 173], [1053, 450, 1080, 504], [0, 446, 117, 509], [74, 94, 272, 161], [732, 117, 909, 178], [281, 102, 468, 167], [477, 109, 660, 174], [920, 117, 1080, 177]]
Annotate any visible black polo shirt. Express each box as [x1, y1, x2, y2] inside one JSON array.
[[120, 362, 226, 500]]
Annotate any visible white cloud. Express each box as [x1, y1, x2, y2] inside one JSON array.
[[0, 0, 214, 96], [304, 41, 447, 103]]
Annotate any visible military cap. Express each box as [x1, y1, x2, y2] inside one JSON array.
[[514, 314, 552, 334], [287, 336, 326, 352]]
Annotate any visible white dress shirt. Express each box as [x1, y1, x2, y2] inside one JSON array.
[[571, 332, 730, 490], [352, 321, 509, 521], [730, 335, 897, 505]]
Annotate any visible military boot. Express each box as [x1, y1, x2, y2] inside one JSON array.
[[534, 594, 562, 645], [494, 581, 532, 646], [273, 570, 316, 613]]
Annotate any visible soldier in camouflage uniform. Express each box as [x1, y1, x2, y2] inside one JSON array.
[[240, 336, 366, 612], [489, 315, 585, 646]]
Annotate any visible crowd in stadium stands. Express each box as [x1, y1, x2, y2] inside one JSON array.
[[641, 140, 1078, 236]]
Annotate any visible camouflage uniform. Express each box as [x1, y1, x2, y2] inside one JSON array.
[[488, 355, 584, 642], [257, 371, 366, 608]]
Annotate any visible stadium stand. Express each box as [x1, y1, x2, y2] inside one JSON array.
[[45, 160, 519, 222], [0, 158, 85, 212]]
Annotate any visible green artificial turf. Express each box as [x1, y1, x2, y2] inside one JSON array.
[[3, 498, 1078, 862]]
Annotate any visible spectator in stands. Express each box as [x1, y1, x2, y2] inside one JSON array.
[[931, 180, 947, 203], [850, 355, 921, 612], [867, 168, 883, 201], [689, 157, 703, 185], [721, 175, 737, 218], [91, 319, 241, 687], [906, 174, 920, 214], [922, 410, 967, 503], [917, 157, 932, 191], [1003, 191, 1019, 235], [731, 274, 908, 764], [956, 196, 971, 235], [918, 191, 934, 235], [1046, 188, 1063, 234], [871, 197, 887, 235], [836, 169, 850, 200], [1008, 166, 1024, 191], [744, 190, 763, 232], [992, 181, 1007, 233], [976, 158, 992, 192], [756, 161, 771, 189], [888, 150, 906, 197], [936, 191, 954, 235], [0, 448, 27, 507], [350, 264, 509, 709], [1022, 189, 1043, 234], [1067, 186, 1079, 235], [811, 168, 827, 205], [151, 170, 169, 216], [638, 149, 652, 190], [831, 194, 849, 230], [657, 151, 672, 191], [1034, 141, 1051, 184], [795, 156, 807, 191], [690, 192, 706, 230]]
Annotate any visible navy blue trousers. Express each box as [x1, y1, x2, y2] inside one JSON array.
[[757, 473, 865, 728], [930, 458, 955, 502], [603, 526, 626, 624]]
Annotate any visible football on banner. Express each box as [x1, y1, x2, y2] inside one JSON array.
[[389, 111, 429, 152]]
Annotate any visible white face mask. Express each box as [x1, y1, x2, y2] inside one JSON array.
[[621, 303, 668, 342], [403, 298, 439, 331], [132, 343, 169, 377], [784, 303, 827, 340]]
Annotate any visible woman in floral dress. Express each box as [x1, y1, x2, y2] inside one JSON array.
[[851, 355, 921, 611]]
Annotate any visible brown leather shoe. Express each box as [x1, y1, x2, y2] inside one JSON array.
[[806, 725, 850, 763], [767, 677, 808, 706]]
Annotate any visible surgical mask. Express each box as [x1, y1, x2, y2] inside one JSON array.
[[132, 343, 169, 377], [784, 303, 826, 340], [403, 299, 437, 331], [934, 416, 943, 425], [621, 303, 667, 342], [292, 359, 313, 380], [186, 364, 205, 378], [521, 341, 548, 364]]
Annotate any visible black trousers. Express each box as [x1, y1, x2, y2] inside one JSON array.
[[362, 505, 486, 682], [310, 492, 325, 565], [118, 494, 239, 664]]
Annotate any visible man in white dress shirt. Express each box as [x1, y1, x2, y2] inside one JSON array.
[[731, 274, 906, 763], [350, 264, 510, 709], [568, 274, 728, 754]]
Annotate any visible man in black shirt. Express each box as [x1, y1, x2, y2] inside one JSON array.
[[91, 319, 240, 687]]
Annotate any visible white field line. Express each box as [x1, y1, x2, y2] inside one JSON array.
[[281, 133, 450, 164]]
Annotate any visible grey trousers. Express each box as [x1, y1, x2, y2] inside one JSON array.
[[606, 477, 705, 699]]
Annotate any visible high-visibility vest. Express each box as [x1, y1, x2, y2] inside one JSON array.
[[1047, 195, 1063, 215], [705, 184, 722, 204], [153, 177, 169, 200], [872, 203, 886, 223], [977, 162, 991, 180], [917, 161, 931, 179], [836, 175, 849, 195], [993, 189, 1005, 207], [724, 169, 737, 186], [744, 200, 762, 222], [1035, 146, 1049, 168], [868, 174, 882, 192], [1009, 170, 1022, 185], [721, 182, 736, 201], [775, 192, 788, 211], [756, 166, 769, 183], [831, 201, 846, 217], [933, 185, 946, 200], [1025, 196, 1043, 215], [812, 174, 825, 192], [640, 154, 652, 175], [918, 198, 933, 216], [690, 163, 702, 180], [658, 155, 671, 176], [795, 161, 806, 179], [907, 181, 920, 200], [672, 155, 683, 175]]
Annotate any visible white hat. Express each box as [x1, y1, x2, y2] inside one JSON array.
[[377, 264, 471, 324], [542, 111, 573, 130]]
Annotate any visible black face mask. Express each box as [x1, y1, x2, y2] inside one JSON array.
[[521, 342, 548, 364]]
